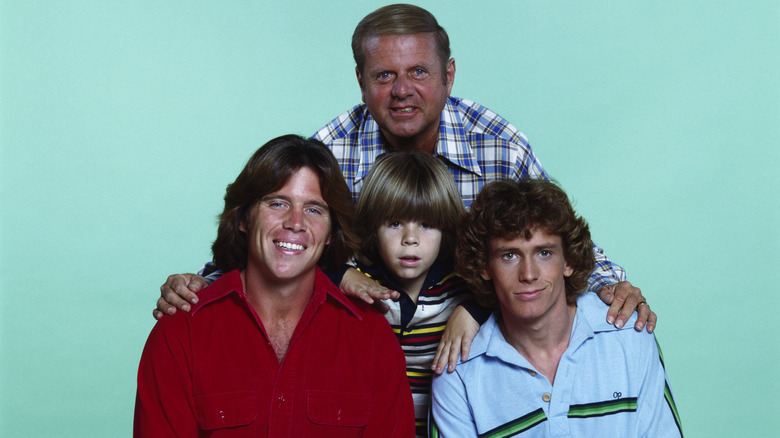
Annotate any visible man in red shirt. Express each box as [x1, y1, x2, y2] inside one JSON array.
[[134, 135, 415, 437]]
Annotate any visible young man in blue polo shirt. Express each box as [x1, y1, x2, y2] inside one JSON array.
[[431, 179, 682, 437]]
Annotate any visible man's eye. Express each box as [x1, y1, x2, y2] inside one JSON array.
[[389, 221, 401, 228], [539, 250, 551, 258], [502, 253, 516, 260], [306, 207, 323, 215]]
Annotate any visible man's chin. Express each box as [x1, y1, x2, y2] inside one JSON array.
[[381, 126, 425, 148]]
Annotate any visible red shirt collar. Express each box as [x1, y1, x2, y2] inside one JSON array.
[[192, 267, 363, 321]]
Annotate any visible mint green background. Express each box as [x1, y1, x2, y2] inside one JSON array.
[[1, 1, 777, 436]]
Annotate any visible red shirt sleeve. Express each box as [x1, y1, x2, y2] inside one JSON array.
[[133, 315, 199, 437]]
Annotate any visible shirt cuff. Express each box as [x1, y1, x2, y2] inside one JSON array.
[[459, 298, 492, 325]]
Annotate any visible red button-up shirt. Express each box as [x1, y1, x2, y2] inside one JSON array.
[[134, 268, 414, 437]]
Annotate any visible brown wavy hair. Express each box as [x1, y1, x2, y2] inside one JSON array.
[[211, 135, 359, 272], [355, 151, 464, 265], [456, 178, 595, 309]]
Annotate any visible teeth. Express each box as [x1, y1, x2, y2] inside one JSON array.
[[276, 241, 304, 251], [396, 107, 413, 112]]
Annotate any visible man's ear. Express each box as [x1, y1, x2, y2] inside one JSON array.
[[480, 268, 491, 282], [445, 58, 456, 94], [564, 262, 574, 278], [356, 67, 366, 103], [239, 221, 246, 233]]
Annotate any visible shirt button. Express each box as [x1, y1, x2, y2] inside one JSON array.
[[278, 395, 285, 403], [542, 393, 552, 402], [528, 370, 537, 377], [218, 410, 225, 419]]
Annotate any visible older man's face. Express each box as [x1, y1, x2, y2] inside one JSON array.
[[357, 33, 454, 152]]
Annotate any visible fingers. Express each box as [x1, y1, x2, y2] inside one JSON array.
[[431, 342, 450, 376], [354, 286, 396, 306], [644, 310, 657, 333], [159, 283, 193, 313], [156, 296, 178, 317], [633, 299, 651, 332], [634, 304, 657, 333], [604, 284, 622, 326], [597, 283, 615, 305], [340, 268, 398, 305], [365, 286, 395, 302], [447, 338, 463, 373], [158, 274, 204, 316], [605, 281, 645, 329], [355, 291, 375, 305], [460, 335, 472, 363], [187, 275, 208, 293]]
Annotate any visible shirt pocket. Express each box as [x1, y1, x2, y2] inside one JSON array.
[[306, 390, 370, 428], [195, 390, 257, 431]]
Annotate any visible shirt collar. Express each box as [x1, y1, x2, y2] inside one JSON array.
[[355, 113, 387, 186], [192, 267, 363, 321], [471, 293, 637, 366], [355, 96, 482, 184], [356, 259, 455, 294], [573, 292, 637, 335], [435, 97, 482, 176]]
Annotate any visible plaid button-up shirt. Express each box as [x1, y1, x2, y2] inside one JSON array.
[[313, 96, 625, 291]]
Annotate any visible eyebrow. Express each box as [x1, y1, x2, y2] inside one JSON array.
[[491, 243, 560, 254], [262, 195, 329, 211]]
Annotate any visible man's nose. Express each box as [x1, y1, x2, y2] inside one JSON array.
[[519, 258, 538, 282], [284, 208, 306, 231], [392, 75, 412, 97]]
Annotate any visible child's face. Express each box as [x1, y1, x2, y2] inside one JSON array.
[[377, 219, 442, 294]]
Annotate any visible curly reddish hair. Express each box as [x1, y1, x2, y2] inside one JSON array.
[[456, 179, 595, 309]]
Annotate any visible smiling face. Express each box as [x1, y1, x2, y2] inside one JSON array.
[[377, 219, 442, 296], [241, 167, 332, 286], [357, 33, 454, 153], [481, 228, 574, 325]]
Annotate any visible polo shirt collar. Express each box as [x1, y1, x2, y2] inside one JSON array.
[[472, 293, 637, 368]]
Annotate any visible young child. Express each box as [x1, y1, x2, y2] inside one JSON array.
[[352, 151, 471, 437]]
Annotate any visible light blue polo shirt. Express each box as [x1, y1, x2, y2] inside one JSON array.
[[430, 293, 682, 437]]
